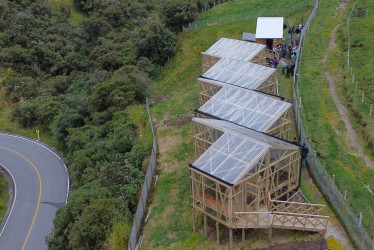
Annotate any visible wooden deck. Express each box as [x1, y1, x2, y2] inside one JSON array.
[[232, 192, 329, 232]]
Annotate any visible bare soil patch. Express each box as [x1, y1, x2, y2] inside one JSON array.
[[157, 135, 183, 173], [253, 238, 328, 250]]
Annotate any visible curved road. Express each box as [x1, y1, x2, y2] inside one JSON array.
[[0, 134, 69, 250]]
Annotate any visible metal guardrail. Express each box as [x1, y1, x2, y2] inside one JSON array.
[[292, 1, 373, 249], [128, 97, 157, 250]]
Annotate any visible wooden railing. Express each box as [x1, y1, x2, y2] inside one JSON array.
[[231, 194, 329, 231]]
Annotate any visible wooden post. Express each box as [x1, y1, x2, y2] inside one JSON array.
[[193, 208, 196, 233], [313, 151, 317, 172], [134, 218, 140, 233], [362, 92, 365, 103], [361, 230, 365, 250], [242, 228, 245, 243], [269, 227, 273, 245], [370, 104, 373, 117], [229, 228, 234, 250], [342, 191, 347, 220], [355, 80, 358, 93], [358, 212, 362, 227], [129, 241, 134, 250], [204, 214, 208, 238], [216, 222, 220, 245], [332, 175, 335, 190]]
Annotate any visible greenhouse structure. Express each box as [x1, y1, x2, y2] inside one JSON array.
[[195, 87, 292, 140], [198, 58, 278, 105], [189, 118, 328, 248], [201, 37, 275, 73]]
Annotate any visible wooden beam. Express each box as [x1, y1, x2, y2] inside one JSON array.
[[268, 227, 272, 245], [229, 228, 234, 250], [216, 222, 220, 245], [193, 208, 196, 233], [204, 214, 208, 238]]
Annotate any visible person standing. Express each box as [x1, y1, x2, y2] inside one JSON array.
[[273, 57, 278, 68], [286, 63, 291, 78], [302, 143, 309, 166], [281, 59, 287, 75]]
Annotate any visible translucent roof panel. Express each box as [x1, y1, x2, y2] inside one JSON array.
[[192, 131, 268, 185], [193, 118, 297, 149], [202, 37, 266, 62], [201, 58, 276, 90], [256, 17, 284, 39], [197, 87, 291, 132], [192, 118, 298, 185]]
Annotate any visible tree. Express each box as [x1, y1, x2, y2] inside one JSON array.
[[47, 186, 111, 249], [138, 14, 176, 65], [68, 198, 127, 249], [161, 0, 199, 32]]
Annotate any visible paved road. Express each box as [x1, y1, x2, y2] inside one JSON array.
[[0, 134, 69, 250]]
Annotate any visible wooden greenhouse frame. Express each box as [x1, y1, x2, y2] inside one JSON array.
[[195, 87, 292, 140], [201, 38, 277, 73], [189, 118, 328, 249], [198, 58, 278, 105]]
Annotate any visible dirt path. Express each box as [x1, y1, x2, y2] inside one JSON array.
[[321, 6, 374, 170]]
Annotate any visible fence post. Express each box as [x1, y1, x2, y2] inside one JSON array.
[[358, 212, 362, 227], [361, 230, 365, 250], [362, 92, 365, 103], [311, 150, 316, 173], [332, 174, 335, 190], [342, 191, 347, 220], [370, 104, 373, 117]]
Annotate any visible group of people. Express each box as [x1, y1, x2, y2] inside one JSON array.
[[267, 22, 304, 78]]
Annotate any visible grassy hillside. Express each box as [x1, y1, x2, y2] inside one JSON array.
[[342, 1, 374, 149], [298, 0, 374, 234], [137, 1, 338, 249]]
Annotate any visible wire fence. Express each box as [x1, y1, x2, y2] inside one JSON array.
[[183, 0, 315, 31], [347, 0, 373, 117], [293, 1, 373, 249], [128, 97, 157, 250]]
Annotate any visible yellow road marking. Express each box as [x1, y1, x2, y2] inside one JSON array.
[[0, 146, 42, 250]]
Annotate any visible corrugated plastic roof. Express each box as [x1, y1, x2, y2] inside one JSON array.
[[202, 37, 266, 62], [197, 87, 291, 132], [192, 118, 297, 185], [200, 58, 276, 90]]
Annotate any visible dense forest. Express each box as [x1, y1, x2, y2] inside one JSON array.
[[0, 0, 225, 248]]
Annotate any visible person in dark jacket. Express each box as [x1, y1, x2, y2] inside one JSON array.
[[302, 143, 309, 166]]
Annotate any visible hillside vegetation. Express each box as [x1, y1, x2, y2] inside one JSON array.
[[298, 0, 374, 234], [0, 0, 228, 248]]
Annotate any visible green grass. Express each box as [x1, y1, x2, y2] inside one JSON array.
[[298, 0, 374, 235], [139, 1, 332, 249], [50, 0, 88, 24], [0, 171, 9, 223]]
